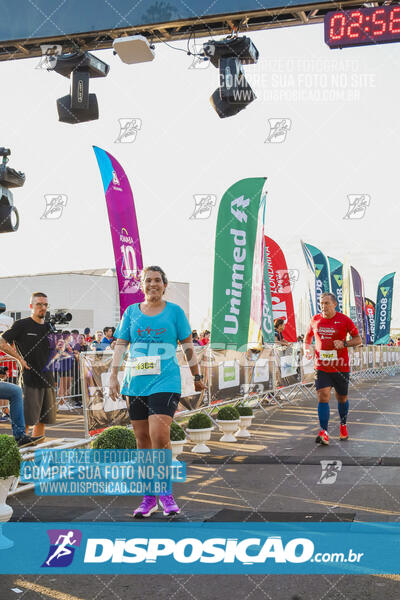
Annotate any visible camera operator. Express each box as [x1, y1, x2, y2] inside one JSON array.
[[0, 292, 57, 440]]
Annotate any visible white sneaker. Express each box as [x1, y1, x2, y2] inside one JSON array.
[[58, 402, 73, 411]]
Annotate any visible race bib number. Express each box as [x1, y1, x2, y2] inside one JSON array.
[[320, 349, 338, 361], [129, 356, 161, 376]]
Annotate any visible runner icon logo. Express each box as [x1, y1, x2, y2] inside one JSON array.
[[275, 269, 299, 293], [41, 194, 68, 220], [42, 529, 82, 567], [265, 119, 291, 143], [189, 195, 217, 220], [115, 118, 142, 143], [343, 194, 370, 219], [188, 39, 211, 69], [318, 460, 342, 485], [36, 44, 62, 70]]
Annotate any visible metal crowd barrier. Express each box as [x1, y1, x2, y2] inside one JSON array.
[[0, 354, 83, 411], [78, 344, 400, 436], [3, 344, 399, 498], [2, 345, 399, 427]]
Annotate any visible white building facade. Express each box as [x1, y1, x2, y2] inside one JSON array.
[[0, 269, 189, 332]]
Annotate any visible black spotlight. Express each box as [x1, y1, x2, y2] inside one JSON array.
[[52, 52, 110, 124], [0, 147, 24, 234], [203, 36, 259, 118], [0, 189, 19, 233]]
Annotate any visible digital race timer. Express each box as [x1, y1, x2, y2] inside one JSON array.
[[325, 6, 400, 48]]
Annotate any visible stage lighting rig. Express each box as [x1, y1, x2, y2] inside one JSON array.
[[51, 52, 110, 124], [203, 36, 259, 118], [0, 147, 25, 234]]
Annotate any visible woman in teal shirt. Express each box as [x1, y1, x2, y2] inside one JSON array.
[[110, 266, 205, 518]]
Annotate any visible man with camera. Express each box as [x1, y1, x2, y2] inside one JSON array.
[[0, 292, 57, 440]]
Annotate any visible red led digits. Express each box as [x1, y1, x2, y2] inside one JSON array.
[[389, 7, 400, 34], [330, 13, 346, 40], [326, 6, 400, 47], [371, 9, 386, 36], [347, 11, 363, 39]]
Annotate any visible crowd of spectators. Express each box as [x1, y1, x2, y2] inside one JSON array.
[[191, 330, 210, 346], [1, 325, 211, 416], [47, 327, 117, 407], [0, 326, 117, 414], [2, 317, 397, 420]]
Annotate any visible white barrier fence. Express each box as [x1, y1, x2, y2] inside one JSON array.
[[0, 354, 83, 410], [79, 345, 400, 436], [3, 344, 399, 497]]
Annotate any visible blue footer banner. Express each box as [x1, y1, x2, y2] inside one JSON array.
[[1, 522, 400, 574]]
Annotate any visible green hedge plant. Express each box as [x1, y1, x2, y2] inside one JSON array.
[[237, 406, 253, 417], [216, 406, 240, 421], [187, 413, 213, 429], [91, 426, 137, 449], [170, 422, 186, 441], [0, 435, 21, 479]]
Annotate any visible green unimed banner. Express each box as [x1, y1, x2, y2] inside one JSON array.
[[210, 177, 267, 348]]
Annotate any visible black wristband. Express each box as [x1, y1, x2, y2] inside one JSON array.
[[193, 374, 203, 381]]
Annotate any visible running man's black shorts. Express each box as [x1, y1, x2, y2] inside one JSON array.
[[124, 393, 180, 420], [315, 370, 350, 396]]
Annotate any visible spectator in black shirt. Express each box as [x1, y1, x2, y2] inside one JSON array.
[[0, 292, 57, 439]]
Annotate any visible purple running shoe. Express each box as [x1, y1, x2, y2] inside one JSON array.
[[133, 495, 158, 518], [159, 494, 181, 516]]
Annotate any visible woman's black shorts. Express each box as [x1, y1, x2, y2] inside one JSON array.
[[124, 392, 180, 420]]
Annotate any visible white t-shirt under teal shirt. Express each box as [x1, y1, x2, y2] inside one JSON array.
[[114, 301, 192, 397]]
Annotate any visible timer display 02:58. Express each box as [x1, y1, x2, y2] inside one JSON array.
[[325, 6, 400, 48]]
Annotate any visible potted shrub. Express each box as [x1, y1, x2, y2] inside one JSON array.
[[215, 406, 240, 442], [91, 426, 137, 449], [90, 426, 137, 485], [186, 413, 213, 453], [236, 406, 254, 438], [170, 421, 187, 461], [0, 435, 21, 530]]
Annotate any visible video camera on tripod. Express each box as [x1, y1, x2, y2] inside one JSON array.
[[0, 147, 25, 233], [45, 310, 73, 333]]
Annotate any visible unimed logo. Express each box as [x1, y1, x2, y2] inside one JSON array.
[[83, 536, 315, 564]]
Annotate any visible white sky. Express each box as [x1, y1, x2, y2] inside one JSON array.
[[0, 22, 399, 331]]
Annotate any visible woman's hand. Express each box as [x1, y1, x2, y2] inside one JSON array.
[[194, 379, 206, 392], [109, 374, 120, 401]]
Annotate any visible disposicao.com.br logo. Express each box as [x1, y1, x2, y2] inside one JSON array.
[[82, 536, 363, 566], [0, 522, 380, 574]]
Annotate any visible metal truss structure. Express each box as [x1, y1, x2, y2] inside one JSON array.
[[0, 1, 396, 62]]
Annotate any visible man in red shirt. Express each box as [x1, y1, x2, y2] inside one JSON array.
[[305, 292, 361, 445]]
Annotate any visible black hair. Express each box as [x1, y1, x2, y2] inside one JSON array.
[[142, 265, 168, 286]]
